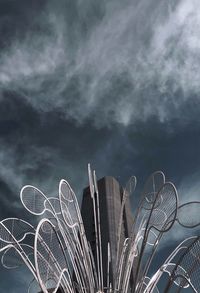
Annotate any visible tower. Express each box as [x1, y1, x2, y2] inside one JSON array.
[[81, 176, 134, 290]]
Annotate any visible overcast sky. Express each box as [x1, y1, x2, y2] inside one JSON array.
[[0, 0, 200, 292]]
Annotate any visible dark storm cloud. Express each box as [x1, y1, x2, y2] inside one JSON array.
[[0, 0, 199, 213], [0, 0, 199, 234], [0, 0, 200, 126]]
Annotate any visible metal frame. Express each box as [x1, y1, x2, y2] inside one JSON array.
[[0, 166, 199, 293]]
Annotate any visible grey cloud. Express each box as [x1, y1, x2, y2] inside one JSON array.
[[0, 142, 58, 217], [178, 171, 200, 203], [0, 0, 200, 127]]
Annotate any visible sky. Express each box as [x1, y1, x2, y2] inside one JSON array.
[[0, 0, 200, 292]]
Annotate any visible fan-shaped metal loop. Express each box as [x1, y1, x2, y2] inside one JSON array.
[[35, 219, 71, 293], [1, 218, 34, 243], [177, 201, 200, 228], [141, 171, 165, 210], [148, 182, 178, 233], [2, 246, 24, 269], [20, 185, 48, 215], [59, 180, 74, 202]]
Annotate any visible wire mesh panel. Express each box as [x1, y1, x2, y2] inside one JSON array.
[[165, 237, 200, 292], [35, 219, 72, 293]]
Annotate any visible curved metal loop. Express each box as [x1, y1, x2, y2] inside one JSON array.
[[45, 197, 62, 215], [59, 177, 96, 292], [1, 244, 34, 269], [34, 218, 73, 293], [163, 263, 190, 288], [122, 182, 178, 293], [167, 236, 200, 292], [0, 218, 35, 243], [20, 185, 57, 217], [140, 276, 160, 293], [115, 175, 137, 279], [139, 228, 159, 246], [147, 182, 178, 233], [0, 220, 38, 281], [59, 179, 80, 228], [146, 236, 200, 293], [130, 171, 166, 245], [141, 171, 165, 210], [124, 175, 137, 199], [177, 201, 200, 228]]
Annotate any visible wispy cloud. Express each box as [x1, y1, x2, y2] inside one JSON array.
[[0, 0, 200, 127], [0, 142, 61, 201]]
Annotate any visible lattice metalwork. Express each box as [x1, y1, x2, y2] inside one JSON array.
[[0, 165, 200, 293]]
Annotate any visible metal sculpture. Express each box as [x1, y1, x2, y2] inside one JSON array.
[[0, 165, 200, 293]]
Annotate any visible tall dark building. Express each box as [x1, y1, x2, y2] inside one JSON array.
[[81, 176, 134, 289]]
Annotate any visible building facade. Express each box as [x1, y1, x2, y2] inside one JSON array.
[[81, 176, 134, 289]]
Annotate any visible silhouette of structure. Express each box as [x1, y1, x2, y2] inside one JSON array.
[[81, 176, 133, 288]]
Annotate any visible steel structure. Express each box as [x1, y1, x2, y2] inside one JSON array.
[[0, 165, 200, 293]]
